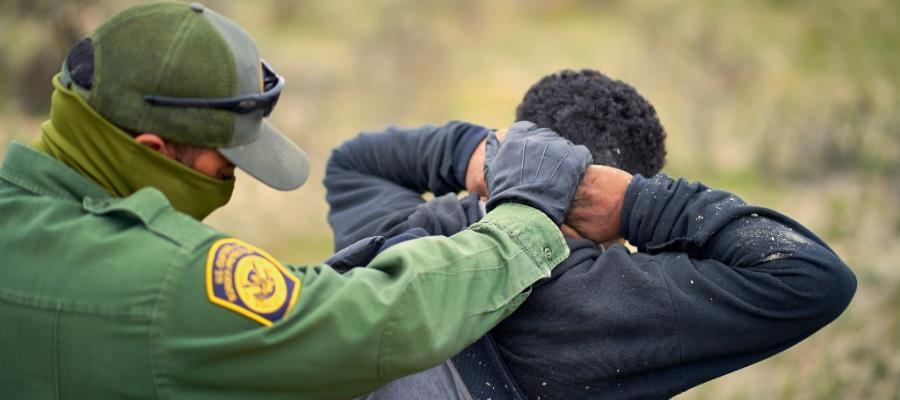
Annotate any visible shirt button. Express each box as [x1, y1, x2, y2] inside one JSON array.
[[543, 247, 553, 259]]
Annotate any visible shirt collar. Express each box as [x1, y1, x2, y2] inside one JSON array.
[[0, 141, 111, 202]]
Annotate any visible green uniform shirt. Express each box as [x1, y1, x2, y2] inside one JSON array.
[[0, 142, 568, 400]]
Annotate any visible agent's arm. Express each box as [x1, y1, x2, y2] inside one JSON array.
[[157, 203, 566, 400], [156, 124, 591, 400]]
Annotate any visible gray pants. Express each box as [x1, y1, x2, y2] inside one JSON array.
[[359, 361, 472, 400]]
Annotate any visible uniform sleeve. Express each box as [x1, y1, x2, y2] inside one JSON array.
[[152, 203, 568, 400], [494, 174, 858, 399], [325, 121, 488, 250]]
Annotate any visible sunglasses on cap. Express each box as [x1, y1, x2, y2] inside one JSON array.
[[144, 60, 284, 117]]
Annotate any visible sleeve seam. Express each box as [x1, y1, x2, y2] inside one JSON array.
[[476, 219, 548, 273], [147, 243, 194, 400], [655, 257, 688, 388], [377, 295, 399, 380]]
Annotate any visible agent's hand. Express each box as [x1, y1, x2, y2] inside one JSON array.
[[484, 121, 592, 225]]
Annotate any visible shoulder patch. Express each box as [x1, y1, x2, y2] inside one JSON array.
[[206, 238, 301, 326]]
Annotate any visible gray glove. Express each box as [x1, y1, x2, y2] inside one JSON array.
[[484, 121, 593, 225]]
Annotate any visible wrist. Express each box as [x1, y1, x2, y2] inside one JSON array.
[[565, 166, 632, 244], [453, 124, 489, 191], [618, 173, 648, 240], [464, 138, 488, 197]]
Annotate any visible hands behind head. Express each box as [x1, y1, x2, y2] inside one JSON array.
[[482, 121, 593, 226], [564, 165, 632, 244], [470, 123, 632, 244]]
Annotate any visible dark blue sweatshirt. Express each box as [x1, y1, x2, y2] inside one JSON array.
[[324, 122, 857, 399]]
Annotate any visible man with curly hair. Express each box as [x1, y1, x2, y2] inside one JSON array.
[[520, 69, 666, 177], [326, 69, 855, 399]]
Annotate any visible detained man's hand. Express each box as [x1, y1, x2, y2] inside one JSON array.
[[464, 129, 505, 199], [565, 165, 633, 244], [484, 121, 592, 225]]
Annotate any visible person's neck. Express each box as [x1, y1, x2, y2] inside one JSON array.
[[33, 75, 235, 220]]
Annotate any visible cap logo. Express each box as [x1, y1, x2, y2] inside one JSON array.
[[206, 238, 301, 326]]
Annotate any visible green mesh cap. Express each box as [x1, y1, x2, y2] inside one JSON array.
[[81, 1, 309, 190]]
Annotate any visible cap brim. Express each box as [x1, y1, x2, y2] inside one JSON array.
[[219, 121, 310, 191]]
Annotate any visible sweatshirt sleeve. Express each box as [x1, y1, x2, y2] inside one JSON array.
[[619, 174, 857, 332], [325, 122, 488, 250]]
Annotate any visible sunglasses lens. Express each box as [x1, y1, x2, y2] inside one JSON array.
[[262, 62, 279, 92], [263, 92, 280, 117], [259, 61, 283, 116]]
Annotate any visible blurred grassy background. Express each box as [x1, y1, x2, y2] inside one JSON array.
[[1, 0, 898, 398]]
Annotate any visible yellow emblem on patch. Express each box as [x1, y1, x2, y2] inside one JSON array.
[[206, 238, 301, 326]]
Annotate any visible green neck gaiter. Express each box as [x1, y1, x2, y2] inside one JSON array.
[[34, 76, 234, 220]]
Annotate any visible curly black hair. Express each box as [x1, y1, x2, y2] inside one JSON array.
[[515, 69, 666, 177]]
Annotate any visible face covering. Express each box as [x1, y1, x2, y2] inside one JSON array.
[[33, 75, 235, 220]]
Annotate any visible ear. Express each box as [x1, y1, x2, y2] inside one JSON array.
[[134, 133, 176, 159]]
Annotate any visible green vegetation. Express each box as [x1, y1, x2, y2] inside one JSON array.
[[1, 0, 897, 397]]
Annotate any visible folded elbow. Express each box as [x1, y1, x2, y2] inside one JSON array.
[[823, 261, 857, 320], [801, 259, 857, 327]]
